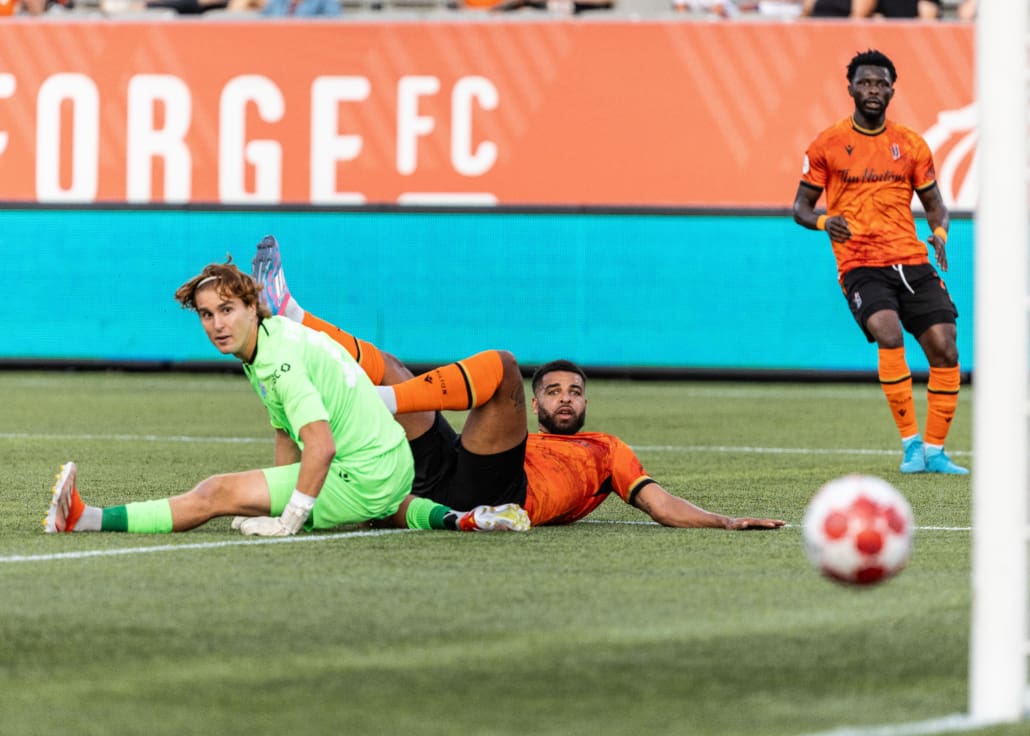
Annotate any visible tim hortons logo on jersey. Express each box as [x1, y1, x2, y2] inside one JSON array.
[[838, 168, 906, 184]]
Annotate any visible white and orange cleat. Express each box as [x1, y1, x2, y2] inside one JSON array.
[[457, 503, 531, 532], [43, 462, 85, 533]]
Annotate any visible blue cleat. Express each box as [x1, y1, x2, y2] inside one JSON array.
[[925, 446, 969, 475], [900, 435, 926, 474], [251, 235, 293, 316]]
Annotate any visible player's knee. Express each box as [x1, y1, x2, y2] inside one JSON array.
[[381, 350, 415, 384], [930, 344, 959, 368], [496, 351, 525, 396], [190, 473, 237, 514]]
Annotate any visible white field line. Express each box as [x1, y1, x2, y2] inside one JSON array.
[[0, 432, 971, 458], [579, 520, 971, 532], [0, 432, 268, 444], [635, 445, 972, 458], [0, 528, 412, 564], [1, 520, 970, 566], [800, 712, 1012, 736]]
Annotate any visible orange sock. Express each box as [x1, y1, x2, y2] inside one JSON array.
[[300, 312, 386, 385], [925, 365, 961, 446], [392, 350, 504, 414], [878, 347, 919, 440]]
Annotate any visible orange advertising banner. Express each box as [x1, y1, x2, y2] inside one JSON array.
[[0, 19, 974, 208]]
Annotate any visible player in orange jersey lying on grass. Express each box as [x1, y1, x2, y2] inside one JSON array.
[[252, 235, 785, 531]]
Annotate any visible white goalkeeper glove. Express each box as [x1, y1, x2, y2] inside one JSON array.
[[233, 490, 316, 537]]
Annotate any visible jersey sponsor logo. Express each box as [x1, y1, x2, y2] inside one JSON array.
[[838, 167, 906, 184], [802, 155, 810, 175]]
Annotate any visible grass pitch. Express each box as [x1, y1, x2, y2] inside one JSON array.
[[0, 371, 1020, 736]]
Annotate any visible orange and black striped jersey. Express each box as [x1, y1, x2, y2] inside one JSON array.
[[523, 432, 654, 526], [801, 116, 937, 280]]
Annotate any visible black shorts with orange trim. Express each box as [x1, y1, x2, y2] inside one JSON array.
[[841, 264, 958, 342], [408, 412, 528, 511]]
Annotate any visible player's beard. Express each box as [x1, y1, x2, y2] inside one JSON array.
[[537, 405, 586, 435]]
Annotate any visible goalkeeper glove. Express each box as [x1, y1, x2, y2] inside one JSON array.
[[235, 490, 315, 537]]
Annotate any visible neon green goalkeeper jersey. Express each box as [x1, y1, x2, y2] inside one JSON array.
[[242, 316, 408, 482]]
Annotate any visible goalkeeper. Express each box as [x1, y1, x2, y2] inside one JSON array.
[[43, 260, 529, 536], [251, 236, 784, 531]]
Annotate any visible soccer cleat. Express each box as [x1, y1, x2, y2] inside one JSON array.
[[251, 235, 293, 316], [43, 461, 85, 533], [457, 503, 531, 532], [899, 436, 926, 474], [924, 447, 969, 475]]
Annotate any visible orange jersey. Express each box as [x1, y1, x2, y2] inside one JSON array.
[[523, 432, 654, 526], [801, 117, 937, 279]]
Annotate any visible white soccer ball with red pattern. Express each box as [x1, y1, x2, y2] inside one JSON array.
[[802, 474, 914, 586]]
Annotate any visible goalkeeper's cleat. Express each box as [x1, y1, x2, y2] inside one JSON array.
[[899, 436, 926, 474], [43, 461, 85, 533], [924, 447, 969, 475], [251, 235, 293, 316], [457, 503, 531, 532]]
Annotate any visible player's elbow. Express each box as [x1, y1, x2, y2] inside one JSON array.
[[791, 201, 808, 227], [307, 440, 337, 468]]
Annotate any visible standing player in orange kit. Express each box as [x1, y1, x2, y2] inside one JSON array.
[[252, 235, 786, 531], [792, 49, 967, 476]]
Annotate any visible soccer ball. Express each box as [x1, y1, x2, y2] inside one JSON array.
[[802, 474, 914, 586]]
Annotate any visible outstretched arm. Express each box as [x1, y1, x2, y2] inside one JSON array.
[[632, 482, 785, 530]]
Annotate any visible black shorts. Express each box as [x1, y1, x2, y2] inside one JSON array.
[[841, 264, 958, 343], [408, 412, 528, 511]]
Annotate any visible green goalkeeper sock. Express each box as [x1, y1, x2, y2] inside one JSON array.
[[101, 500, 174, 533], [404, 497, 455, 530]]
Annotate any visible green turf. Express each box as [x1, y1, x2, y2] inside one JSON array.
[[0, 371, 1021, 736]]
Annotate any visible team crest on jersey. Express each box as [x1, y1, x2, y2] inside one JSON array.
[[890, 144, 901, 161]]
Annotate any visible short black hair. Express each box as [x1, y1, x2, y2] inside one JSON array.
[[847, 49, 897, 84], [530, 359, 587, 394]]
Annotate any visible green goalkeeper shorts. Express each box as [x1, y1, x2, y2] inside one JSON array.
[[261, 441, 414, 531]]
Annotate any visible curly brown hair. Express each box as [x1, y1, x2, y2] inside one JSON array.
[[174, 257, 271, 319]]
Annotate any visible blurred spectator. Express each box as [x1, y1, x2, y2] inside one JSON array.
[[487, 0, 612, 12], [755, 0, 802, 18], [802, 0, 939, 16], [851, 0, 940, 17], [801, 0, 849, 16], [146, 0, 227, 11], [226, 0, 340, 13], [672, 0, 742, 15], [1, 0, 57, 13], [956, 0, 974, 19]]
